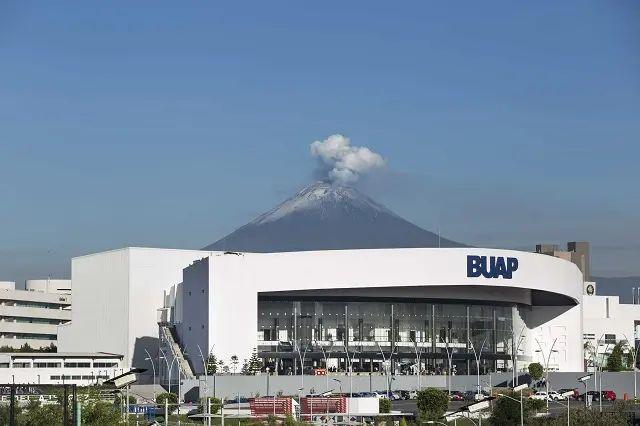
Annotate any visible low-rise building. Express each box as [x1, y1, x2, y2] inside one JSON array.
[[0, 280, 72, 349], [0, 352, 124, 385]]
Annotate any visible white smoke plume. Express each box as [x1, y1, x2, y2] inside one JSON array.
[[310, 134, 386, 184]]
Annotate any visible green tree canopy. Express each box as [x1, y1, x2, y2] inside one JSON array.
[[606, 342, 625, 372], [416, 388, 449, 421], [528, 362, 543, 380]]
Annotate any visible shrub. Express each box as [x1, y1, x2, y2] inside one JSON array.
[[379, 398, 392, 413], [528, 362, 543, 380], [416, 388, 448, 421], [489, 392, 546, 426], [606, 343, 625, 372], [156, 392, 179, 413], [198, 397, 222, 415]]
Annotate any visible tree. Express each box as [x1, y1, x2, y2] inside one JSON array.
[[197, 397, 222, 415], [231, 355, 239, 374], [528, 362, 543, 380], [113, 393, 137, 409], [207, 354, 218, 375], [18, 400, 62, 426], [245, 348, 263, 375], [156, 392, 179, 413], [416, 388, 449, 421], [606, 342, 625, 372], [379, 398, 391, 413], [489, 392, 545, 426], [82, 399, 122, 425], [18, 343, 32, 352]]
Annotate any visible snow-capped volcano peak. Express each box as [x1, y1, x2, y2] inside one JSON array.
[[250, 181, 395, 226], [203, 182, 465, 252]]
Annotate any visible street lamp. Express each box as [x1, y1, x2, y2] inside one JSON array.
[[412, 338, 425, 391], [332, 378, 342, 394], [578, 374, 592, 408], [497, 383, 527, 426], [440, 336, 454, 396], [375, 341, 390, 398], [316, 340, 334, 394], [158, 348, 174, 395], [508, 324, 527, 386], [468, 337, 487, 401], [548, 391, 574, 426], [534, 338, 558, 411], [623, 334, 639, 401], [144, 349, 157, 402]]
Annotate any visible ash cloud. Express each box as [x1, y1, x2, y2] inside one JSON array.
[[310, 134, 386, 185]]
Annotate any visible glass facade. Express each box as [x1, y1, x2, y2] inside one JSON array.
[[258, 299, 516, 375]]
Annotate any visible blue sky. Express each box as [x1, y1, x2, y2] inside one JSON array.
[[1, 1, 639, 283]]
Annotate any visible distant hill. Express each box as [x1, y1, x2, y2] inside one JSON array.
[[203, 181, 466, 252], [594, 276, 640, 303]]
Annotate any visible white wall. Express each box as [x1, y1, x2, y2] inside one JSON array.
[[58, 247, 212, 368], [58, 248, 130, 358], [583, 295, 640, 350]]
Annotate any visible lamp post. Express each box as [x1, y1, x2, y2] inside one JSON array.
[[375, 341, 391, 398], [534, 338, 558, 411], [548, 391, 574, 426], [509, 324, 527, 386], [317, 341, 334, 394], [623, 334, 640, 401], [197, 344, 215, 426], [440, 336, 454, 396], [345, 346, 360, 398], [412, 339, 425, 391], [159, 348, 175, 395], [468, 337, 487, 401], [144, 349, 157, 402], [577, 374, 592, 409], [497, 384, 528, 426]]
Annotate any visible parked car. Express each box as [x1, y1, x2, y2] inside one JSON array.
[[530, 391, 550, 401], [450, 391, 465, 401], [399, 390, 416, 400], [389, 391, 402, 401], [602, 390, 617, 401], [547, 391, 561, 401], [557, 388, 579, 400], [578, 391, 601, 402]]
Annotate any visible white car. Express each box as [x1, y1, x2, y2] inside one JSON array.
[[547, 391, 562, 401], [530, 391, 549, 401]]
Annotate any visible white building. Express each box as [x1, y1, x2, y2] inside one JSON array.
[[57, 247, 215, 369], [162, 248, 585, 375], [0, 280, 72, 350], [583, 293, 640, 368], [57, 246, 591, 375], [0, 352, 123, 386]]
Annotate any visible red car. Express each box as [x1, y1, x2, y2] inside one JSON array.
[[602, 390, 616, 401], [450, 391, 464, 401]]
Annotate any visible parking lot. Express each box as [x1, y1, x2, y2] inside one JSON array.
[[392, 397, 622, 417]]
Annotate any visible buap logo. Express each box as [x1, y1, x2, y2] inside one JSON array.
[[467, 255, 519, 279]]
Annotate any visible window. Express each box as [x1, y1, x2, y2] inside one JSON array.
[[34, 362, 61, 368], [93, 362, 118, 368], [50, 375, 60, 380], [0, 363, 9, 368], [604, 334, 616, 344], [71, 375, 81, 380], [64, 362, 90, 368], [12, 362, 30, 368]]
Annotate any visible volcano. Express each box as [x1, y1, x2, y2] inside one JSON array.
[[203, 181, 466, 252]]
